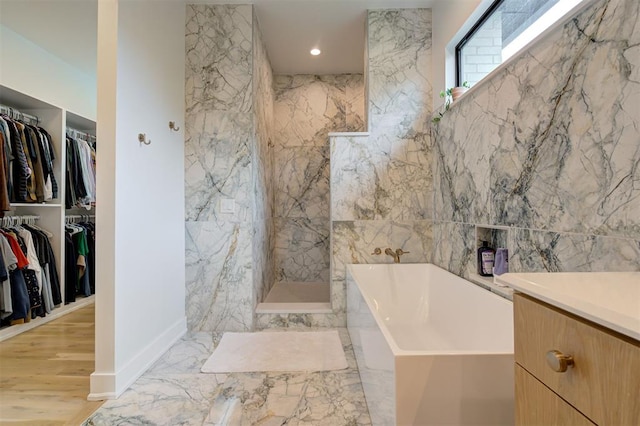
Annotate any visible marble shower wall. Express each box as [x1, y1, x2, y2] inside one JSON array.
[[432, 0, 640, 278], [273, 75, 364, 284], [252, 11, 275, 305], [185, 4, 274, 332], [330, 9, 433, 326], [368, 9, 432, 122]]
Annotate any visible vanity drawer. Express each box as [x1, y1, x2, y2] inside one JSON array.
[[515, 365, 594, 426], [514, 293, 640, 425]]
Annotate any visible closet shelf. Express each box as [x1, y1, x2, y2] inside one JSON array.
[[11, 203, 62, 208]]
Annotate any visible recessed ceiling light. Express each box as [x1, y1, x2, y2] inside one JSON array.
[[310, 48, 321, 56]]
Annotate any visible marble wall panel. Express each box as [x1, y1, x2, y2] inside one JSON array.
[[185, 111, 252, 222], [331, 119, 432, 222], [275, 217, 330, 283], [274, 146, 329, 219], [431, 222, 640, 278], [185, 4, 272, 331], [185, 221, 253, 332], [345, 76, 366, 131], [331, 135, 389, 221], [490, 0, 640, 237], [274, 75, 340, 148], [274, 74, 365, 284], [252, 10, 275, 305], [509, 228, 640, 273], [185, 5, 252, 114], [331, 220, 433, 283], [368, 9, 432, 121], [330, 220, 433, 321], [430, 221, 476, 279], [431, 0, 640, 278], [368, 115, 432, 221], [273, 75, 365, 148], [432, 89, 499, 225]]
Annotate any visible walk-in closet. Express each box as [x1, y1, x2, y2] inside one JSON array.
[[0, 86, 97, 341]]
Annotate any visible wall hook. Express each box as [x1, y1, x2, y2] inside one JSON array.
[[169, 121, 180, 132], [138, 133, 151, 145]]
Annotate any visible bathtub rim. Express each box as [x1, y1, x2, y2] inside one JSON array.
[[347, 263, 514, 357]]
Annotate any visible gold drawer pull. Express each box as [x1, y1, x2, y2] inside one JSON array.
[[546, 350, 575, 372]]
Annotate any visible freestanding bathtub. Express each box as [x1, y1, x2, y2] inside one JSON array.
[[347, 264, 514, 426]]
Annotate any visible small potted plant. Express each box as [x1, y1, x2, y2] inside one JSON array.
[[432, 81, 471, 123], [451, 81, 471, 102]]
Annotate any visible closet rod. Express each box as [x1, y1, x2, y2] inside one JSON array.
[[0, 103, 40, 126], [65, 215, 95, 223], [66, 127, 97, 145], [1, 215, 40, 227]]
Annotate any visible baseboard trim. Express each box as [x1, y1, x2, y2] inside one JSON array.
[[88, 316, 187, 401]]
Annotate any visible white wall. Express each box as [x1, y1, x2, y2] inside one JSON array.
[[431, 0, 484, 109], [0, 25, 97, 120], [91, 0, 186, 399]]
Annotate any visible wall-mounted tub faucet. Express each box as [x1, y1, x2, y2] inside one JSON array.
[[385, 248, 410, 263]]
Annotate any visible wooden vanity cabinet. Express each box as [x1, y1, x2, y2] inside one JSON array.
[[513, 293, 640, 425]]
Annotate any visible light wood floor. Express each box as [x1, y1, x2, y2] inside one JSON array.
[[0, 303, 103, 425]]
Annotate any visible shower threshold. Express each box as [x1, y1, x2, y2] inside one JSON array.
[[256, 282, 331, 314]]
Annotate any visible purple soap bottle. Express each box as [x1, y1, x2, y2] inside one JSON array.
[[477, 241, 495, 277]]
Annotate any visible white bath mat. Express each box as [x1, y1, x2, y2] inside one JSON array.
[[201, 330, 348, 373]]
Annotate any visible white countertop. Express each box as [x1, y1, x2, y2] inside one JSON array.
[[495, 272, 640, 341]]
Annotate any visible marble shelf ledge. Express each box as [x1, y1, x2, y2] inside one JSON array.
[[496, 272, 640, 341], [328, 132, 370, 137], [255, 302, 332, 314], [468, 273, 514, 301]]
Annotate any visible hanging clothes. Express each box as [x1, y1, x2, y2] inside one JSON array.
[[2, 230, 42, 316], [18, 226, 58, 314], [0, 114, 58, 208], [64, 230, 77, 303], [0, 119, 11, 211], [23, 224, 62, 306], [0, 247, 10, 320], [83, 222, 96, 295], [0, 235, 29, 324], [64, 221, 95, 301], [0, 222, 61, 326], [0, 230, 33, 324], [65, 135, 96, 210]]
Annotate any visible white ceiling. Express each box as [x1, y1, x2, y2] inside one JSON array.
[[0, 0, 452, 76], [240, 0, 440, 74]]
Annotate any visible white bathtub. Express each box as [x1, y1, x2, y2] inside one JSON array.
[[347, 264, 514, 426]]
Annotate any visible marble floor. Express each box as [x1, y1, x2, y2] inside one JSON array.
[[84, 329, 372, 425]]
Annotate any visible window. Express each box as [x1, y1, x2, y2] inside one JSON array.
[[456, 0, 587, 87]]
